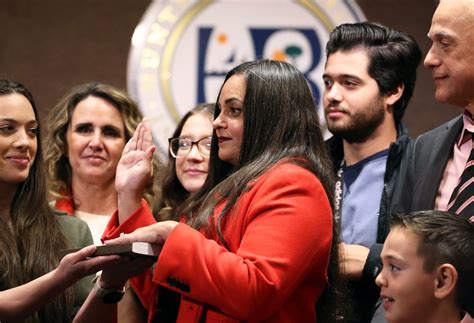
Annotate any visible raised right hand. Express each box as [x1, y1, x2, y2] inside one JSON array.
[[115, 119, 155, 198]]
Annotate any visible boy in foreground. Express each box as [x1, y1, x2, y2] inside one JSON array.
[[376, 210, 474, 323]]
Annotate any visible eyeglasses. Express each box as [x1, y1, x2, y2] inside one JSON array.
[[168, 136, 212, 158]]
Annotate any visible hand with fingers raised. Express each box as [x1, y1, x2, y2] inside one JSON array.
[[115, 118, 156, 223]]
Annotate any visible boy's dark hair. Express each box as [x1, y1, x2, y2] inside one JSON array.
[[391, 210, 474, 316], [326, 22, 422, 123]]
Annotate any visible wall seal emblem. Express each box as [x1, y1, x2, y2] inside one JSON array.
[[128, 0, 365, 160]]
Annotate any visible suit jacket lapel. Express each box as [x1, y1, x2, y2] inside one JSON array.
[[420, 117, 464, 208]]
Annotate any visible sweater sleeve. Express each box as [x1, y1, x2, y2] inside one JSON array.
[[57, 215, 95, 318]]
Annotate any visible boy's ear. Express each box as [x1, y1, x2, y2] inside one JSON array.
[[384, 83, 405, 107], [433, 263, 458, 300]]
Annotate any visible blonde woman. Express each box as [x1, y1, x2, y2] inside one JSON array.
[[44, 82, 161, 244], [44, 82, 161, 321]]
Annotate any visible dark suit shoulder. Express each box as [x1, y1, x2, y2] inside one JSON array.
[[416, 116, 463, 144], [412, 116, 463, 158], [408, 115, 463, 211]]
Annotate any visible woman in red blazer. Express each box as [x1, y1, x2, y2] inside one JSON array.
[[86, 60, 336, 322]]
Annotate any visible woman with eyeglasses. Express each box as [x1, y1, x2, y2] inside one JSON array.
[[157, 103, 215, 222], [121, 103, 215, 321]]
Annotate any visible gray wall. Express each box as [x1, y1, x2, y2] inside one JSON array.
[[0, 0, 459, 137]]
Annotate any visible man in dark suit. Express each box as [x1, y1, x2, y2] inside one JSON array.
[[404, 0, 473, 219], [393, 1, 474, 322]]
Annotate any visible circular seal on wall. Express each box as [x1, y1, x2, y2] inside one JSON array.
[[127, 0, 365, 160]]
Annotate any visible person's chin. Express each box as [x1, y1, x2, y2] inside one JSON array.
[[84, 157, 108, 167], [434, 89, 452, 104], [6, 173, 29, 184], [183, 179, 205, 193], [384, 306, 405, 323], [218, 151, 238, 165], [327, 124, 351, 137], [78, 169, 111, 181], [384, 311, 395, 323]]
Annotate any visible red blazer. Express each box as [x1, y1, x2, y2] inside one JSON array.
[[103, 162, 332, 322]]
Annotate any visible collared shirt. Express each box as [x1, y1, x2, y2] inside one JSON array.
[[435, 111, 474, 212]]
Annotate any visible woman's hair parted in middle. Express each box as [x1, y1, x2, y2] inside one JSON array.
[[43, 82, 161, 206], [180, 59, 335, 235], [177, 60, 339, 322]]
